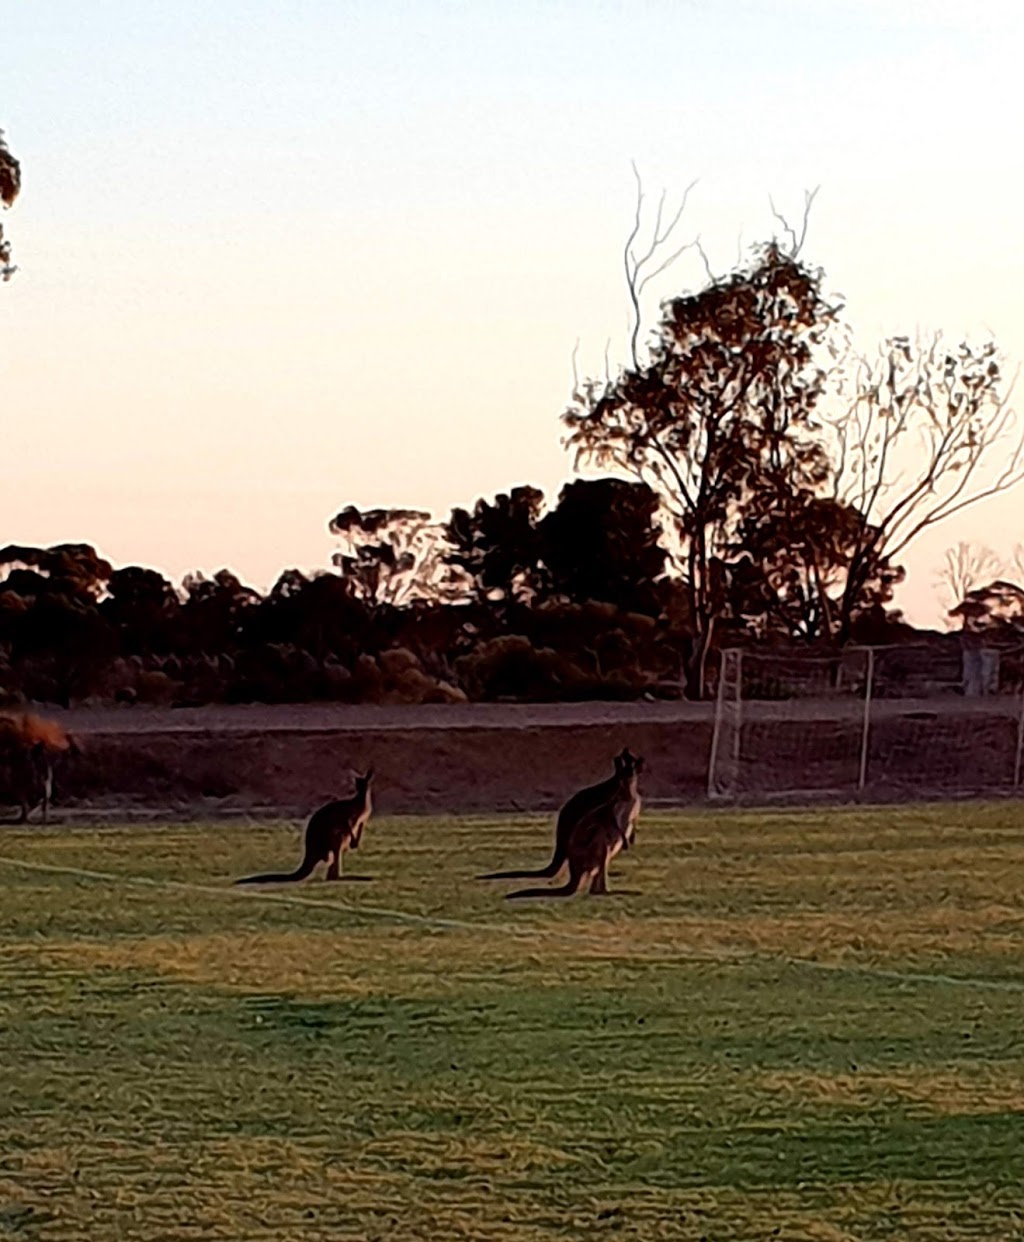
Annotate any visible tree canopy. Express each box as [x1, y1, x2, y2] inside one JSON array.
[[0, 128, 20, 280]]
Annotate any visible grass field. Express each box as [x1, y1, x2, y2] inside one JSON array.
[[3, 803, 1024, 1239]]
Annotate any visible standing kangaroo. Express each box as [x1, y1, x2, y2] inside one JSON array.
[[235, 769, 375, 885], [479, 747, 640, 881], [507, 751, 644, 900]]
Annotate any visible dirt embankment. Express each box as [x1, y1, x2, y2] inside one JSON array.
[[37, 702, 714, 819], [7, 697, 1022, 822]]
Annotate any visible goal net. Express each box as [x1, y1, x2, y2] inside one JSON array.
[[707, 644, 1024, 801]]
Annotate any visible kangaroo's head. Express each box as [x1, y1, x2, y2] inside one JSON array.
[[616, 749, 643, 847], [354, 767, 375, 796], [614, 748, 643, 780]]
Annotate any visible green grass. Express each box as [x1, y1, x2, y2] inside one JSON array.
[[2, 802, 1024, 1239]]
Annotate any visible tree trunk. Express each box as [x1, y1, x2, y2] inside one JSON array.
[[682, 617, 715, 700]]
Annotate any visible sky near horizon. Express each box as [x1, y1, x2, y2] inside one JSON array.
[[3, 0, 1023, 626]]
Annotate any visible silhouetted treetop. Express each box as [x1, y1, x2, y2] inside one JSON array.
[[329, 505, 459, 610], [539, 478, 665, 613], [445, 486, 547, 606], [950, 579, 1024, 633], [0, 128, 20, 279], [0, 543, 113, 602]]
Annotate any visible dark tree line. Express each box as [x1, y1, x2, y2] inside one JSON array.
[[0, 478, 688, 708]]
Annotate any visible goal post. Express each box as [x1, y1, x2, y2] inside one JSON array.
[[708, 643, 1024, 802], [706, 648, 742, 799], [708, 647, 875, 800]]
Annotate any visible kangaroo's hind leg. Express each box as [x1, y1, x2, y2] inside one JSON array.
[[589, 865, 609, 895], [326, 849, 343, 881]]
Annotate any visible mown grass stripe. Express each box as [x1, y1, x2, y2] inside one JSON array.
[[4, 850, 1024, 996]]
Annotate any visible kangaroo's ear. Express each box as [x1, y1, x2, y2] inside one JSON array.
[[364, 766, 375, 782]]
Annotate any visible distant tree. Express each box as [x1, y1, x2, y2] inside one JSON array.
[[935, 542, 1003, 623], [822, 336, 1024, 642], [15, 596, 115, 704], [565, 242, 838, 696], [0, 128, 20, 280], [538, 478, 666, 613], [0, 545, 117, 704], [733, 495, 903, 641], [566, 173, 1024, 688], [950, 579, 1024, 633], [101, 566, 181, 655], [255, 569, 367, 661], [329, 506, 462, 614], [444, 486, 547, 606], [178, 570, 262, 654], [0, 543, 113, 602]]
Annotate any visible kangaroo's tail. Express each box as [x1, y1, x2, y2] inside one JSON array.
[[506, 875, 580, 900], [478, 851, 563, 882], [235, 852, 318, 885]]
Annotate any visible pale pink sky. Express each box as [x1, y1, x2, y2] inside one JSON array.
[[3, 0, 1023, 627]]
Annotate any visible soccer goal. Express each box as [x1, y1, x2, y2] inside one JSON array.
[[707, 645, 1024, 802]]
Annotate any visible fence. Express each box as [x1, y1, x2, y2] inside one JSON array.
[[707, 644, 1024, 801]]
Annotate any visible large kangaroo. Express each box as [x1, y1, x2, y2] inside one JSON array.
[[507, 751, 644, 900], [479, 747, 640, 881], [236, 769, 375, 885]]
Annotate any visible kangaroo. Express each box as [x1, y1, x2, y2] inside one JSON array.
[[235, 768, 375, 885], [507, 751, 644, 900], [479, 747, 640, 881]]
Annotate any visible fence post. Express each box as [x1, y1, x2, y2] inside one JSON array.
[[858, 647, 875, 792]]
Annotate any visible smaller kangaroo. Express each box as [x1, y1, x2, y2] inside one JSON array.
[[235, 768, 374, 885], [479, 747, 640, 881], [507, 751, 644, 900]]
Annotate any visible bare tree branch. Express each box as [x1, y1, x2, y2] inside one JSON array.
[[768, 187, 820, 258], [935, 541, 1003, 617], [693, 237, 717, 284], [827, 335, 1024, 638], [623, 163, 699, 366]]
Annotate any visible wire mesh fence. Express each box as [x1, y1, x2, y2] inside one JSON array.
[[707, 644, 1024, 801]]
